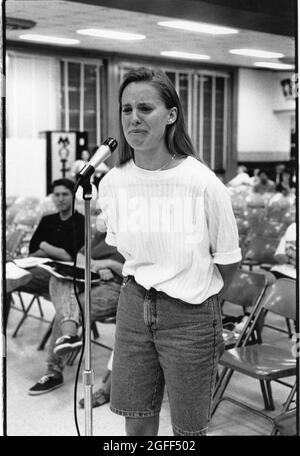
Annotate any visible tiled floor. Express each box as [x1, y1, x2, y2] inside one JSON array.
[[5, 293, 295, 436]]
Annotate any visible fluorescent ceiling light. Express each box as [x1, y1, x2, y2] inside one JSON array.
[[19, 34, 79, 45], [161, 51, 210, 60], [230, 49, 284, 58], [77, 29, 145, 41], [158, 20, 238, 35], [254, 62, 294, 70]]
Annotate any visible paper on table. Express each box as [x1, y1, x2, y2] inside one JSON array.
[[13, 257, 52, 269], [39, 263, 100, 284], [39, 264, 72, 281], [6, 262, 32, 280]]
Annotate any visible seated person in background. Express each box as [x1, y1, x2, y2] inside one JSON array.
[[271, 222, 296, 280], [249, 168, 260, 186], [274, 163, 286, 185], [226, 165, 251, 187], [253, 169, 276, 194], [267, 180, 294, 213], [16, 178, 85, 296], [280, 170, 292, 194], [28, 225, 124, 398]]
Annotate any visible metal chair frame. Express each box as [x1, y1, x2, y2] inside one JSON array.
[[220, 270, 269, 350], [212, 278, 296, 434]]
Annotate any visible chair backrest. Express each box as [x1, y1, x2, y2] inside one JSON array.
[[221, 270, 269, 347], [222, 269, 268, 310], [236, 217, 250, 235], [243, 236, 279, 265], [243, 207, 266, 227], [261, 278, 296, 321], [282, 208, 296, 227], [6, 229, 26, 259], [248, 219, 286, 238]]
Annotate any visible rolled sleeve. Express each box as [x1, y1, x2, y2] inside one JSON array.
[[105, 231, 117, 247], [213, 248, 242, 265], [205, 177, 242, 265]]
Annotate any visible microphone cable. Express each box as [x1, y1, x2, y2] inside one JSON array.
[[71, 180, 86, 437]]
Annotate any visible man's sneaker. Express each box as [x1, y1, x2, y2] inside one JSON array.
[[28, 374, 63, 396], [53, 335, 83, 356]]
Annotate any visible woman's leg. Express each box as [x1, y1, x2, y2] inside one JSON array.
[[125, 416, 160, 436], [110, 279, 165, 436], [155, 294, 224, 436]]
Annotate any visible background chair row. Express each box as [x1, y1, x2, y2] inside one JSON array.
[[213, 276, 296, 434]]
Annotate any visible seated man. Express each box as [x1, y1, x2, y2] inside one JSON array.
[[253, 169, 276, 194], [271, 222, 296, 280], [28, 227, 124, 397], [16, 178, 85, 296], [226, 165, 251, 187]]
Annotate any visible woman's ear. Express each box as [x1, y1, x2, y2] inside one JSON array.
[[167, 107, 178, 124]]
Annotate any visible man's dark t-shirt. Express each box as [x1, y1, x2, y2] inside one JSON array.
[[29, 211, 85, 258]]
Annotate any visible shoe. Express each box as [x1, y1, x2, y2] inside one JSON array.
[[28, 374, 63, 395], [53, 335, 83, 356], [79, 387, 110, 409]]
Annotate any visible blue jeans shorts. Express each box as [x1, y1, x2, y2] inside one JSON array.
[[110, 276, 225, 436]]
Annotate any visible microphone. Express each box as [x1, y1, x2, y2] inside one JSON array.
[[78, 137, 118, 182]]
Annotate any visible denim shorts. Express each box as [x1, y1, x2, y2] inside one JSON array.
[[110, 276, 225, 436]]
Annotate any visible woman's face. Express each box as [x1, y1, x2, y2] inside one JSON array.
[[121, 82, 176, 153]]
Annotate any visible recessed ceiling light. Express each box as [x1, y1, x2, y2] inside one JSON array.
[[230, 49, 284, 58], [160, 51, 210, 60], [19, 34, 79, 45], [77, 29, 145, 41], [254, 62, 294, 70], [158, 20, 238, 35]]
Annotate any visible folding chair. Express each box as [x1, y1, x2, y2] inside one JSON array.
[[220, 270, 270, 349], [242, 235, 279, 271], [6, 228, 26, 260], [11, 291, 53, 339], [212, 278, 296, 433], [272, 402, 297, 436], [266, 205, 291, 224], [37, 315, 56, 351], [243, 207, 265, 228], [247, 219, 286, 239]]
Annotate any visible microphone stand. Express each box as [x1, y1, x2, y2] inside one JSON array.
[[75, 138, 117, 436], [80, 177, 94, 436]]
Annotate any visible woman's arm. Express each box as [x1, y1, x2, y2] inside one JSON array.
[[216, 262, 240, 297]]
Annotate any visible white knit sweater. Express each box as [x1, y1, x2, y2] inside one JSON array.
[[98, 156, 241, 304]]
